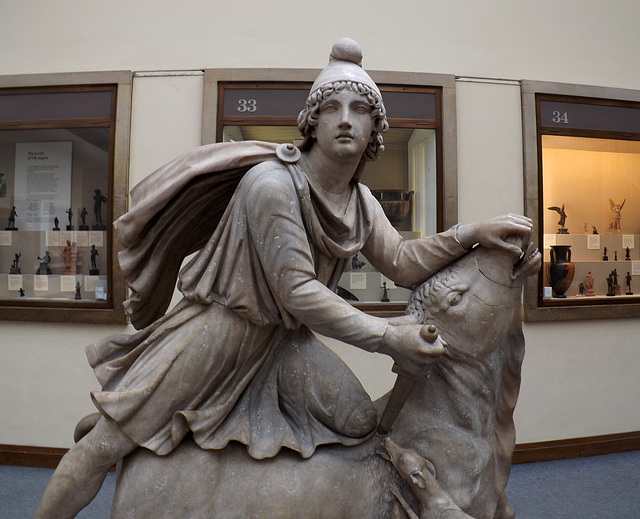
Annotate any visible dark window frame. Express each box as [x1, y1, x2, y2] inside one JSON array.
[[522, 80, 640, 321], [0, 72, 132, 324]]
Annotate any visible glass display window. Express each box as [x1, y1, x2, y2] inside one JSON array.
[[204, 70, 458, 317], [0, 72, 131, 323], [522, 80, 640, 321]]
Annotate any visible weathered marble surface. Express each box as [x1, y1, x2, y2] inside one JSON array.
[[35, 38, 536, 519], [110, 240, 541, 519]]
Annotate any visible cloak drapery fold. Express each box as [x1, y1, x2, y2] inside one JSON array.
[[115, 141, 283, 329]]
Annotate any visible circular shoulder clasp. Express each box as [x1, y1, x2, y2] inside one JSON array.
[[275, 143, 301, 163]]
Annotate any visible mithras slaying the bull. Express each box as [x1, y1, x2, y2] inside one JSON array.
[[36, 39, 540, 519]]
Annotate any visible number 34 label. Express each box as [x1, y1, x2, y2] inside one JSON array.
[[552, 110, 569, 124]]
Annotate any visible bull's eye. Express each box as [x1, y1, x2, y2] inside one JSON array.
[[440, 284, 469, 311]]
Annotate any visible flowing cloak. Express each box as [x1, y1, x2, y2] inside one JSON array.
[[88, 141, 468, 459], [115, 140, 285, 330]]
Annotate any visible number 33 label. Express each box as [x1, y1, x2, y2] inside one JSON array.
[[237, 99, 257, 113]]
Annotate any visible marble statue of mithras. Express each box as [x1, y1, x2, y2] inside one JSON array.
[[35, 39, 536, 519]]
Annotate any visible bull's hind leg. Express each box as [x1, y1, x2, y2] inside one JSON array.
[[493, 491, 515, 519]]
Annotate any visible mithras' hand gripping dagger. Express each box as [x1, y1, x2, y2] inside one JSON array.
[[377, 324, 440, 435]]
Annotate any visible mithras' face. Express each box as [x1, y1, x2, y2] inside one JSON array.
[[311, 89, 375, 162]]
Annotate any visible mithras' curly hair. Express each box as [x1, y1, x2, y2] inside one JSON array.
[[297, 80, 389, 161]]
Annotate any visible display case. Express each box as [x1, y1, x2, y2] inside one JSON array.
[[0, 72, 131, 323], [203, 69, 458, 316], [522, 80, 640, 321]]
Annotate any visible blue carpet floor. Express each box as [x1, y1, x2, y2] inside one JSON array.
[[505, 450, 640, 519], [1, 450, 639, 518]]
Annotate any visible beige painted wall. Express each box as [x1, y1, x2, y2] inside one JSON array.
[[542, 136, 640, 235], [1, 0, 639, 448]]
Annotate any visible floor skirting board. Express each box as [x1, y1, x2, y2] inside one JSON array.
[[0, 444, 67, 469], [2, 431, 639, 468], [511, 430, 640, 464]]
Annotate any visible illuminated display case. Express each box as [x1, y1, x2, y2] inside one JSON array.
[[0, 72, 131, 323], [522, 80, 640, 321]]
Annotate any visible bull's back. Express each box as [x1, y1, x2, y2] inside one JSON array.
[[112, 439, 398, 518]]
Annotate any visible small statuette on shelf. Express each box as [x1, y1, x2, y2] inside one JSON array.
[[89, 244, 100, 275], [92, 188, 107, 230], [585, 271, 595, 297], [66, 207, 74, 231], [603, 247, 608, 261], [5, 206, 18, 230], [592, 225, 598, 234], [606, 275, 614, 296], [608, 198, 625, 232], [626, 247, 631, 261], [614, 250, 618, 261], [19, 288, 25, 297], [36, 251, 52, 275], [10, 251, 21, 274], [626, 272, 633, 295], [606, 269, 620, 297], [52, 217, 60, 231], [79, 207, 89, 230], [61, 240, 78, 275], [75, 281, 82, 300], [351, 253, 366, 271], [380, 281, 390, 302], [577, 282, 585, 297], [547, 204, 569, 234]]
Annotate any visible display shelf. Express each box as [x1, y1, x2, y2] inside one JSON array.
[[0, 273, 107, 301], [543, 233, 640, 298], [338, 271, 413, 304], [1, 230, 108, 303], [338, 231, 421, 305]]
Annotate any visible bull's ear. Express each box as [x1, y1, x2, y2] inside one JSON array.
[[410, 470, 428, 489]]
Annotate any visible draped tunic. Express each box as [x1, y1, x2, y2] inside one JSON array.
[[87, 143, 468, 459]]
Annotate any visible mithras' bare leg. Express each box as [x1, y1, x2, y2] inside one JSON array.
[[34, 416, 137, 519]]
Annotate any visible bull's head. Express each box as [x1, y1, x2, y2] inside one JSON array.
[[407, 239, 541, 358]]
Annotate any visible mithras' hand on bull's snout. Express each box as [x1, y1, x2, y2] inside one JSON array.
[[456, 213, 533, 258], [379, 323, 447, 378]]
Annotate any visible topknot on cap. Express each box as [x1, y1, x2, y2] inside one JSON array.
[[329, 38, 363, 67]]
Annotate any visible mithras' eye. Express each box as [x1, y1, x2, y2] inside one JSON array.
[[448, 292, 464, 307]]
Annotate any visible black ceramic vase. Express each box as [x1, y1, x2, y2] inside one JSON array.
[[547, 245, 575, 298], [371, 190, 414, 230]]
